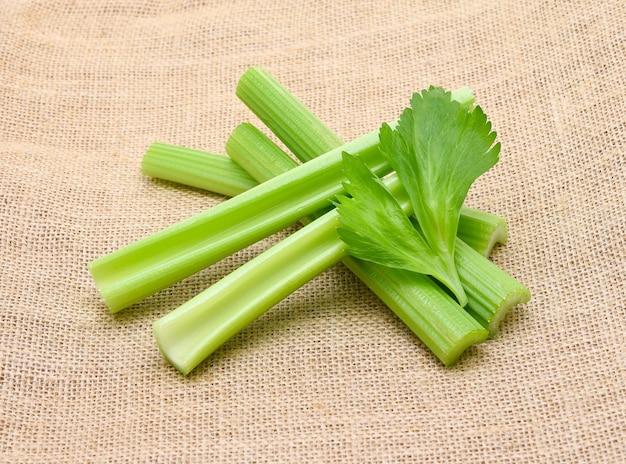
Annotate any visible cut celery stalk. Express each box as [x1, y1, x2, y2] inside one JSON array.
[[153, 212, 340, 373], [455, 239, 531, 335], [153, 174, 488, 374], [141, 142, 259, 196], [237, 66, 474, 164], [458, 207, 508, 258], [236, 67, 344, 162], [224, 123, 299, 181], [153, 211, 346, 374]]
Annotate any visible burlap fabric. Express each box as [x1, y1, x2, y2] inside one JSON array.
[[1, 1, 624, 462]]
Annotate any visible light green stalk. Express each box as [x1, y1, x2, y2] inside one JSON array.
[[141, 142, 259, 196], [235, 67, 344, 162]]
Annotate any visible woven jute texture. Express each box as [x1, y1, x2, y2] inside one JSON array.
[[1, 1, 625, 462]]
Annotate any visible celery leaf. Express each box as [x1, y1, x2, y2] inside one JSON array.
[[336, 87, 500, 306], [335, 152, 466, 303]]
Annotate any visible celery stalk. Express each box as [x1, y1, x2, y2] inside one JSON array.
[[153, 211, 345, 374], [237, 67, 474, 166], [235, 67, 343, 162], [141, 142, 259, 196], [220, 123, 299, 181], [458, 207, 508, 258]]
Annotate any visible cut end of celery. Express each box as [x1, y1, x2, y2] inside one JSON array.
[[450, 86, 475, 109], [153, 320, 196, 375], [441, 328, 489, 367], [87, 260, 140, 314], [486, 286, 531, 337], [87, 261, 117, 313], [458, 207, 509, 258], [481, 222, 509, 258]]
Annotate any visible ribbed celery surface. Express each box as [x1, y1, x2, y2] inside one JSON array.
[[142, 142, 259, 196]]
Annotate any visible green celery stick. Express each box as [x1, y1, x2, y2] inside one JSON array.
[[142, 142, 259, 196], [237, 66, 474, 165], [235, 67, 344, 162]]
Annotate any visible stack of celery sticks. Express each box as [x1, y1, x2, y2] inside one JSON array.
[[88, 67, 530, 374]]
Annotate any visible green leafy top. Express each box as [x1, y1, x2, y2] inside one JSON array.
[[336, 86, 500, 306]]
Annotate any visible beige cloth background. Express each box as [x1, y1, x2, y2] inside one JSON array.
[[1, 1, 625, 462]]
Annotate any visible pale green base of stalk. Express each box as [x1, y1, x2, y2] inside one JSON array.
[[141, 142, 259, 196]]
